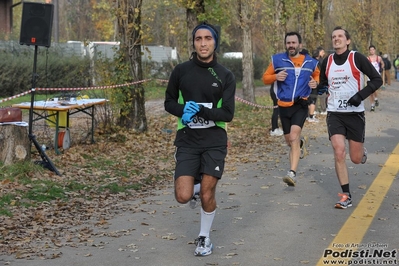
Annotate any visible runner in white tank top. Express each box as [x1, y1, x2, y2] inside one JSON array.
[[367, 45, 384, 111], [319, 27, 382, 209], [325, 51, 365, 113]]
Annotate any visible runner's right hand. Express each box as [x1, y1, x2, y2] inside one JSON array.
[[182, 112, 195, 125]]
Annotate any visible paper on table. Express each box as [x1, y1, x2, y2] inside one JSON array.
[[0, 121, 28, 126]]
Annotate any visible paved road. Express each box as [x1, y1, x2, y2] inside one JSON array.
[[1, 83, 399, 266]]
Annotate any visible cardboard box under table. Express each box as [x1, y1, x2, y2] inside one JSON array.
[[12, 99, 107, 154]]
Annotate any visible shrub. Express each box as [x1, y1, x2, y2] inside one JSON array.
[[218, 56, 267, 82], [0, 46, 90, 98]]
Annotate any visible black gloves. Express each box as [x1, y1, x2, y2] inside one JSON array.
[[318, 86, 328, 95], [348, 93, 363, 107]]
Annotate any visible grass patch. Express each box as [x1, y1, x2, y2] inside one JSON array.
[[234, 94, 273, 126], [236, 79, 265, 89], [0, 194, 16, 216], [145, 84, 166, 100], [1, 162, 69, 215], [98, 182, 142, 194], [64, 181, 90, 191], [22, 181, 67, 201], [0, 161, 45, 180]]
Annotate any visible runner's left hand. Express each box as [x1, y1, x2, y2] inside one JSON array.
[[348, 93, 363, 107], [184, 101, 200, 114]]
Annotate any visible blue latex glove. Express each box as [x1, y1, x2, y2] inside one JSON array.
[[183, 101, 200, 114], [182, 112, 195, 125]]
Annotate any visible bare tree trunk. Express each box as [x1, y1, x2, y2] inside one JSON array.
[[116, 0, 147, 132], [186, 0, 205, 56], [274, 0, 286, 53], [240, 0, 255, 103], [314, 0, 325, 47], [366, 1, 373, 47]]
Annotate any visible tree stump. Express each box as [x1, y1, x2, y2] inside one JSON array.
[[0, 125, 30, 165]]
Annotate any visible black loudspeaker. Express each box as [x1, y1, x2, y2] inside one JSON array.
[[19, 2, 54, 48]]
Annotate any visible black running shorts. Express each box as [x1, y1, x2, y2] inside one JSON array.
[[327, 112, 365, 143], [174, 146, 227, 181], [279, 101, 308, 134]]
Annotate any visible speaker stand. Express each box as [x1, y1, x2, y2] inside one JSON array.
[[29, 45, 61, 176]]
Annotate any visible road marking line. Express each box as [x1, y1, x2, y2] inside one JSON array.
[[317, 144, 399, 265]]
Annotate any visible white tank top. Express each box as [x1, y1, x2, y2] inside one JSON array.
[[368, 55, 381, 73], [325, 51, 365, 112]]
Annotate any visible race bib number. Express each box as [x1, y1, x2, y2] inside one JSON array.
[[187, 102, 215, 129], [333, 91, 352, 110]]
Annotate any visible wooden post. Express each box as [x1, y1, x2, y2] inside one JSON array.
[[0, 125, 30, 165]]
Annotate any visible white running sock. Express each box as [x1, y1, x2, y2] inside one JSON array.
[[193, 183, 201, 195], [199, 208, 215, 238]]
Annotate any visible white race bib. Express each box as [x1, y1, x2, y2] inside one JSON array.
[[187, 102, 215, 129], [333, 91, 352, 111]]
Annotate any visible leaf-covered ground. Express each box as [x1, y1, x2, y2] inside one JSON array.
[[0, 88, 320, 259]]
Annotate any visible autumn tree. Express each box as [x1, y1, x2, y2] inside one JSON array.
[[92, 0, 116, 41], [63, 0, 96, 41], [291, 0, 318, 50], [239, 0, 256, 102], [313, 0, 325, 48], [114, 0, 147, 131], [271, 0, 287, 53], [323, 0, 399, 56], [168, 0, 209, 57]]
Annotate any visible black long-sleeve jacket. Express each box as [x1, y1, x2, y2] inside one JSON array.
[[164, 53, 236, 148]]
